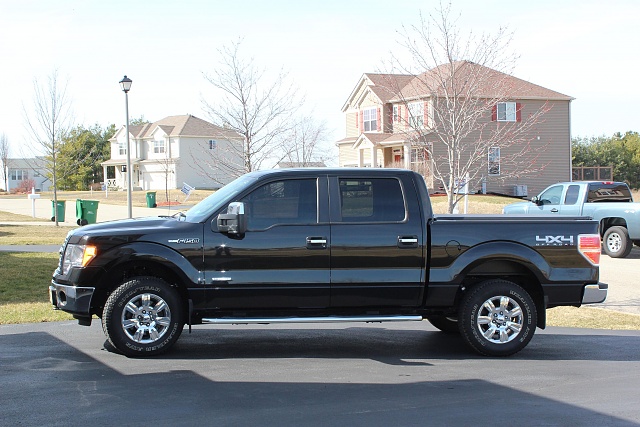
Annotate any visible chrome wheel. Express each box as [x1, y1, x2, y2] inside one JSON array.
[[476, 295, 523, 344], [121, 292, 172, 344]]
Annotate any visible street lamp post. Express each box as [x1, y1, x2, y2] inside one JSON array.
[[119, 75, 133, 219]]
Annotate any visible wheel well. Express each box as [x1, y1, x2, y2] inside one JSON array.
[[93, 260, 190, 317], [600, 218, 627, 237], [458, 260, 546, 329]]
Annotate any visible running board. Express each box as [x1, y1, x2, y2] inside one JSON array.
[[202, 315, 423, 325]]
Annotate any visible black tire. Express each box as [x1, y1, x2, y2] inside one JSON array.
[[603, 226, 632, 258], [426, 315, 460, 334], [102, 276, 184, 357], [459, 279, 537, 357]]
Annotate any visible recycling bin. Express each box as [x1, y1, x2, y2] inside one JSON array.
[[51, 200, 66, 222], [146, 191, 157, 208], [76, 199, 99, 225]]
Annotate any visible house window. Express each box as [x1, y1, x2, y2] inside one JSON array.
[[209, 140, 217, 150], [119, 141, 126, 155], [392, 105, 399, 123], [363, 108, 377, 132], [154, 140, 165, 154], [10, 169, 28, 181], [488, 147, 500, 176], [408, 102, 424, 128], [497, 102, 517, 122], [410, 147, 428, 165]]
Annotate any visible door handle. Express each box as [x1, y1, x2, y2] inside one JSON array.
[[550, 208, 559, 213], [306, 237, 327, 249], [398, 236, 419, 248]]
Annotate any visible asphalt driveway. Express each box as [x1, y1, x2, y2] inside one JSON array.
[[2, 320, 639, 426]]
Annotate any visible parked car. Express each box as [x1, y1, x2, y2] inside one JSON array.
[[503, 181, 640, 257]]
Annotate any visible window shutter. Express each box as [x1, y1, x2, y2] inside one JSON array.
[[404, 106, 409, 126], [491, 105, 497, 121], [423, 101, 429, 127], [355, 112, 359, 131], [376, 108, 381, 131], [516, 102, 522, 122], [360, 110, 364, 131]]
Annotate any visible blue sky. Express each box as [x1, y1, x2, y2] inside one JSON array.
[[1, 0, 639, 157]]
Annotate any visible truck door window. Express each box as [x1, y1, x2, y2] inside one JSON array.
[[241, 179, 317, 230], [538, 185, 563, 206], [564, 185, 580, 205], [338, 178, 405, 222]]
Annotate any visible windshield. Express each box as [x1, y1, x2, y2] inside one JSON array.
[[185, 174, 258, 222]]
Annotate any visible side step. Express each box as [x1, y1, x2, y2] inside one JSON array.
[[202, 315, 423, 325]]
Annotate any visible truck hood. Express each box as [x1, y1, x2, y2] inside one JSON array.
[[66, 216, 203, 247], [502, 201, 534, 214]]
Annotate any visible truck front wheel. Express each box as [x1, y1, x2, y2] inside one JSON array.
[[459, 280, 537, 357], [102, 277, 184, 357], [603, 226, 632, 258]]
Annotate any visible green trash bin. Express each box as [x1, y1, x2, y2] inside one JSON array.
[[76, 199, 99, 225], [51, 200, 66, 222], [146, 191, 157, 208]]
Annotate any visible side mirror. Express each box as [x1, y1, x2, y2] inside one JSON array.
[[530, 196, 541, 205], [216, 202, 247, 235]]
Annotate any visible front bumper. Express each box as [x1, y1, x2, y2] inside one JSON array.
[[49, 282, 95, 315], [582, 282, 608, 304]]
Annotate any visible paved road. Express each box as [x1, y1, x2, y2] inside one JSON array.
[[1, 320, 639, 426]]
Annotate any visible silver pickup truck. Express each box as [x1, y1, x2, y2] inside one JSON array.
[[503, 181, 640, 258]]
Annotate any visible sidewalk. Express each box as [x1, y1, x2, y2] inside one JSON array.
[[0, 197, 190, 224]]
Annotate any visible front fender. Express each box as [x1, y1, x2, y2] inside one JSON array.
[[91, 242, 202, 287]]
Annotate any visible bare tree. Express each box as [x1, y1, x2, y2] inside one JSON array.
[[23, 70, 73, 225], [200, 39, 302, 181], [383, 2, 549, 213], [280, 115, 331, 167], [0, 133, 9, 192]]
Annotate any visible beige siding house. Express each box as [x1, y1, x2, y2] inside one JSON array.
[[337, 62, 573, 197], [103, 115, 243, 191]]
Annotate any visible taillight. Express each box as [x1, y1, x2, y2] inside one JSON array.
[[578, 234, 601, 265]]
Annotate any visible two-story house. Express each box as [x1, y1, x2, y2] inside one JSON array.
[[1, 157, 51, 192], [102, 114, 243, 191], [337, 61, 573, 197]]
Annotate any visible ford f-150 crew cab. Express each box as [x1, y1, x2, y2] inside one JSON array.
[[50, 168, 607, 357], [503, 181, 640, 258]]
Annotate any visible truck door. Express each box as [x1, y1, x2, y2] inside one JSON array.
[[328, 175, 425, 307], [532, 184, 564, 214], [202, 177, 330, 309]]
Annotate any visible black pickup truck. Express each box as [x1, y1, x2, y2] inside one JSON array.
[[50, 168, 607, 357]]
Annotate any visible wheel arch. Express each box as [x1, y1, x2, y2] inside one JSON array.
[[438, 242, 550, 329], [90, 242, 198, 316]]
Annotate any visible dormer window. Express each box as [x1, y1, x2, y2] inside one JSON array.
[[362, 108, 377, 132]]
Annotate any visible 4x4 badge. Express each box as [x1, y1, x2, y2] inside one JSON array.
[[535, 235, 574, 246]]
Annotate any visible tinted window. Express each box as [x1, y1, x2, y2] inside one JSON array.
[[241, 179, 317, 229], [564, 185, 581, 205], [587, 183, 633, 203], [338, 178, 405, 222]]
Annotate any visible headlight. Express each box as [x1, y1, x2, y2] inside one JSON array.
[[61, 244, 97, 275]]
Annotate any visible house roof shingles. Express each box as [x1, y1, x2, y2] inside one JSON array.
[[353, 61, 572, 108], [114, 115, 241, 141]]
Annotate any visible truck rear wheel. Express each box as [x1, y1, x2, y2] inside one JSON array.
[[426, 315, 460, 334], [603, 226, 632, 258], [459, 279, 536, 357], [102, 276, 184, 357]]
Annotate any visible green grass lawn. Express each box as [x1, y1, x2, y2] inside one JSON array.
[[0, 252, 73, 324]]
